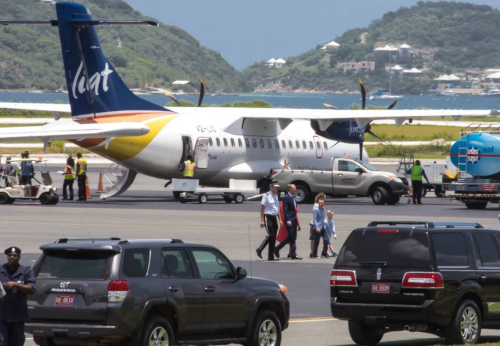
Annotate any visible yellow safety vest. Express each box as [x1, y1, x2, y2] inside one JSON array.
[[183, 161, 195, 177], [64, 165, 75, 180], [411, 165, 423, 182], [77, 158, 87, 175]]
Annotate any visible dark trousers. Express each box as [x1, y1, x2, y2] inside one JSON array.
[[276, 222, 297, 256], [257, 215, 278, 260], [0, 321, 25, 346], [77, 174, 86, 200], [20, 176, 31, 185], [63, 179, 74, 200], [412, 180, 423, 203], [313, 229, 329, 256]]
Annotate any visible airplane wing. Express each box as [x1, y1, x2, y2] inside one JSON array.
[[0, 102, 71, 113]]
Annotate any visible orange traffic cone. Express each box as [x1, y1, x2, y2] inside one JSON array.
[[284, 159, 288, 168], [96, 172, 104, 193], [85, 176, 92, 199]]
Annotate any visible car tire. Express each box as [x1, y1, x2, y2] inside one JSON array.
[[50, 194, 60, 205], [371, 186, 388, 205], [39, 193, 52, 205], [246, 309, 282, 346], [223, 196, 233, 203], [465, 202, 487, 210], [386, 195, 400, 205], [198, 194, 208, 204], [294, 184, 310, 204], [235, 194, 244, 203], [33, 337, 56, 346], [444, 299, 481, 345], [348, 320, 383, 345], [140, 316, 175, 346], [0, 193, 10, 204]]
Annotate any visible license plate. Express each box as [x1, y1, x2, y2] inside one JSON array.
[[372, 283, 390, 293], [55, 294, 74, 306]]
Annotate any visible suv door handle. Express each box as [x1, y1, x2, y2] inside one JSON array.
[[337, 173, 343, 176], [168, 286, 179, 292], [204, 286, 215, 292], [479, 275, 487, 280]]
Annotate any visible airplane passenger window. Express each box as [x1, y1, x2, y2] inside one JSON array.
[[282, 140, 286, 149], [223, 138, 228, 147], [309, 141, 314, 149], [323, 142, 328, 150], [245, 138, 250, 148], [288, 140, 293, 149], [295, 140, 300, 149], [252, 139, 257, 148], [302, 141, 307, 150], [238, 138, 243, 147], [209, 138, 213, 147], [260, 139, 265, 148], [275, 140, 279, 149], [231, 138, 235, 147], [316, 141, 320, 149], [267, 139, 272, 149], [216, 138, 221, 147]]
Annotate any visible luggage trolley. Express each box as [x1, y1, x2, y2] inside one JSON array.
[[173, 179, 259, 204]]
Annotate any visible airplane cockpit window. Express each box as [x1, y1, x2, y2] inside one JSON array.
[[288, 140, 293, 149], [309, 141, 314, 150], [267, 139, 272, 149], [260, 139, 265, 149], [245, 138, 250, 148], [295, 140, 300, 149], [216, 138, 221, 147], [252, 139, 257, 148], [323, 142, 328, 150], [275, 140, 279, 149], [302, 141, 307, 150], [209, 138, 213, 147], [231, 138, 235, 147], [238, 139, 243, 147], [282, 140, 286, 149]]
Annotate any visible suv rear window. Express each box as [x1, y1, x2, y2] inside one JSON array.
[[37, 251, 110, 280], [337, 230, 431, 268]]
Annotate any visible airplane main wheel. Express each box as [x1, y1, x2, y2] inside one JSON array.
[[0, 193, 10, 204]]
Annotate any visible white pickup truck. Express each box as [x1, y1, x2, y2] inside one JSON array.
[[271, 158, 409, 204]]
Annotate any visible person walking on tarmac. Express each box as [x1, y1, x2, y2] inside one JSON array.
[[62, 157, 75, 200], [275, 184, 302, 260], [407, 160, 430, 204], [19, 151, 33, 186], [0, 247, 36, 346], [180, 154, 196, 179], [76, 152, 87, 201], [256, 182, 282, 261]]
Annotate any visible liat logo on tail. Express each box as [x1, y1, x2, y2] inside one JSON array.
[[72, 62, 114, 99]]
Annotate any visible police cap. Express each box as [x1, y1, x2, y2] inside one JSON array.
[[269, 181, 280, 187], [4, 247, 21, 255]]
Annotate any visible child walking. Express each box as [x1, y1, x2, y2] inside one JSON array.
[[325, 210, 338, 257]]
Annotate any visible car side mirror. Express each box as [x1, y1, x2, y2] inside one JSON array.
[[237, 267, 247, 280], [355, 167, 364, 173]]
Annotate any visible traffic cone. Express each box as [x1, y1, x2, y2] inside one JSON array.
[[85, 176, 92, 199], [284, 159, 288, 168], [96, 172, 104, 193]]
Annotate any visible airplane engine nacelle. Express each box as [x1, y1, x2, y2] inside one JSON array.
[[310, 120, 364, 144]]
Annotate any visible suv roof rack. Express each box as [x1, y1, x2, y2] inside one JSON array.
[[433, 222, 484, 229], [55, 237, 121, 243], [367, 221, 484, 229], [118, 239, 184, 245]]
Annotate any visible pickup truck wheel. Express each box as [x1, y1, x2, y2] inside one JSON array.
[[444, 299, 481, 345], [223, 196, 233, 203], [246, 309, 282, 346], [141, 316, 175, 346], [348, 320, 383, 345], [0, 193, 10, 204], [371, 187, 388, 205], [294, 184, 310, 204]]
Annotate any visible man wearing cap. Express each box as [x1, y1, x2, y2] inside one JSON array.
[[0, 247, 36, 346], [256, 182, 282, 261]]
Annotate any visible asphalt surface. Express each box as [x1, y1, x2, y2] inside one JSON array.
[[3, 163, 500, 345]]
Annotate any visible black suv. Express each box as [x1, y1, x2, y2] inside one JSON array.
[[27, 238, 289, 346], [330, 221, 500, 345]]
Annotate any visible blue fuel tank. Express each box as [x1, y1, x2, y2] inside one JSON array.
[[450, 133, 500, 177]]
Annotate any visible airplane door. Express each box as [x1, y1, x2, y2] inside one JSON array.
[[194, 138, 209, 169], [313, 135, 323, 158]]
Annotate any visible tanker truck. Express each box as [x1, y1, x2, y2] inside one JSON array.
[[445, 131, 500, 209]]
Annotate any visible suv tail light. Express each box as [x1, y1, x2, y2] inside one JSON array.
[[402, 272, 443, 289], [108, 280, 130, 302], [330, 270, 357, 287]]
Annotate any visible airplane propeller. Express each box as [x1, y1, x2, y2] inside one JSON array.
[[163, 77, 206, 107]]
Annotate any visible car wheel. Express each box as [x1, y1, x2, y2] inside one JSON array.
[[141, 316, 175, 346], [246, 309, 282, 346], [50, 194, 60, 205], [39, 193, 52, 205], [6, 197, 14, 204], [465, 202, 487, 210], [33, 337, 56, 346], [371, 186, 388, 205], [235, 194, 244, 203], [294, 184, 310, 204], [198, 194, 208, 203], [348, 320, 383, 345], [386, 195, 400, 205], [223, 196, 233, 203], [444, 299, 481, 345], [0, 193, 10, 204]]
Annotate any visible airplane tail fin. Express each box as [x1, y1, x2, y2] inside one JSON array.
[[55, 2, 168, 118]]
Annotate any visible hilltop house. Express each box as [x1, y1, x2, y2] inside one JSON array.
[[374, 43, 414, 58], [320, 40, 340, 51], [336, 61, 375, 73], [267, 58, 286, 68], [403, 67, 423, 77]]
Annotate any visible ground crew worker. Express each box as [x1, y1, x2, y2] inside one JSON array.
[[19, 151, 33, 186], [76, 152, 87, 201], [256, 182, 282, 261], [407, 160, 430, 204], [0, 247, 36, 346], [180, 154, 196, 179], [62, 157, 75, 200]]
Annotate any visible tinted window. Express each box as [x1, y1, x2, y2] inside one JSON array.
[[192, 249, 234, 279], [209, 138, 213, 147], [260, 139, 265, 149], [282, 140, 286, 149], [162, 249, 194, 279], [275, 139, 279, 149], [245, 138, 250, 148], [267, 139, 272, 149], [216, 138, 220, 147], [337, 230, 431, 268], [123, 248, 150, 277], [432, 233, 469, 267], [37, 251, 111, 280], [252, 139, 257, 148], [338, 160, 358, 172], [473, 234, 500, 267], [230, 138, 235, 147], [238, 138, 242, 147]]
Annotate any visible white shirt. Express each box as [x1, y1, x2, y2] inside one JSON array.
[[261, 191, 279, 216]]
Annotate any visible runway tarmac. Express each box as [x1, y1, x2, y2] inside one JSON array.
[[3, 164, 500, 345]]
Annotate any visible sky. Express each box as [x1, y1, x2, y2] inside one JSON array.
[[125, 0, 500, 70]]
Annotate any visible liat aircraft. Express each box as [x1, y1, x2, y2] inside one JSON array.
[[0, 2, 497, 199]]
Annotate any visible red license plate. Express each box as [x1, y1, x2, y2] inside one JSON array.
[[482, 184, 496, 191], [372, 283, 390, 293], [55, 294, 74, 306]]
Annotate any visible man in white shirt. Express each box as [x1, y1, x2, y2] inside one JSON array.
[[256, 182, 282, 261]]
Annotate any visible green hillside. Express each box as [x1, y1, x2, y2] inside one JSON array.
[[242, 1, 500, 94], [0, 0, 252, 92]]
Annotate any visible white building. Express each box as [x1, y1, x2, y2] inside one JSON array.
[[403, 67, 423, 77], [320, 40, 340, 51], [267, 58, 286, 68]]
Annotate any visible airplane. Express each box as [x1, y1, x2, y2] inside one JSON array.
[[0, 2, 497, 201]]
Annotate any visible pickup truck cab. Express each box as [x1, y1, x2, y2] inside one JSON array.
[[272, 158, 408, 204]]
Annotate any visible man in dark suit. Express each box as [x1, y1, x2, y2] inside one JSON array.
[[274, 184, 302, 260]]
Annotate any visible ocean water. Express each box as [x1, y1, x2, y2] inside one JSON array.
[[0, 92, 499, 110]]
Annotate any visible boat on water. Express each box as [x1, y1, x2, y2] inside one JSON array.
[[439, 89, 457, 96], [485, 86, 500, 96], [369, 90, 403, 100]]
